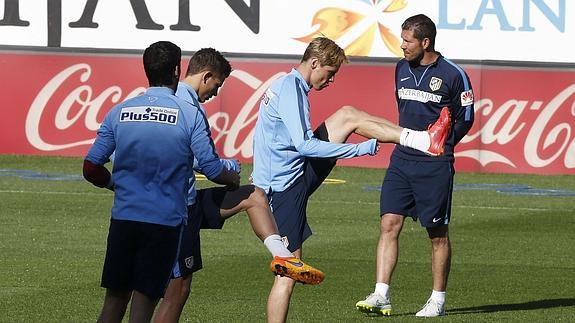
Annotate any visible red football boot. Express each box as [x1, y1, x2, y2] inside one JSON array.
[[426, 107, 452, 156]]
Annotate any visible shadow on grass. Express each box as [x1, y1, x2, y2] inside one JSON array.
[[448, 298, 575, 315]]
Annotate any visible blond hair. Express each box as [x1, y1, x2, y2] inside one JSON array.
[[301, 37, 348, 67]]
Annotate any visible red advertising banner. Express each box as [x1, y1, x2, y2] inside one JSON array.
[[0, 51, 574, 174]]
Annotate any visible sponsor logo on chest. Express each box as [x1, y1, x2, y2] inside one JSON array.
[[397, 87, 442, 103], [119, 106, 179, 125]]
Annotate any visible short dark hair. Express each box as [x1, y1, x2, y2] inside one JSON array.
[[402, 14, 437, 50], [143, 41, 181, 87], [186, 48, 232, 79]]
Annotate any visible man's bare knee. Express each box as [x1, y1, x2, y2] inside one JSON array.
[[165, 277, 192, 306], [380, 214, 403, 236], [324, 106, 364, 142], [337, 105, 363, 123], [249, 186, 269, 207]]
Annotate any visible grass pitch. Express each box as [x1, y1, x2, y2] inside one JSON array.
[[0, 155, 574, 322]]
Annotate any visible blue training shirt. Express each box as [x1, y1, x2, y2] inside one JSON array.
[[175, 81, 237, 206], [252, 68, 377, 193], [394, 54, 475, 161], [85, 87, 223, 226]]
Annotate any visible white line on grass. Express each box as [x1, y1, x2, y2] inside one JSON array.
[[0, 189, 110, 196]]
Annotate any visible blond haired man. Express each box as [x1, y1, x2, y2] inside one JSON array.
[[252, 37, 451, 322]]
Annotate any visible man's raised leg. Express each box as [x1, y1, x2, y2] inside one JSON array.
[[324, 105, 451, 155], [323, 106, 402, 143]]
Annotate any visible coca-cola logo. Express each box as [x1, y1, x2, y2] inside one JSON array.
[[22, 61, 575, 173], [25, 64, 145, 151], [205, 70, 286, 158], [25, 63, 285, 158], [457, 83, 575, 169]]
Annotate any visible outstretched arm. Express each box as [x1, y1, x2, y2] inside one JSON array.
[[190, 109, 240, 190], [277, 81, 377, 158]]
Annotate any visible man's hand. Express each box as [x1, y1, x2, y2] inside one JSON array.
[[212, 167, 240, 191], [223, 159, 241, 174], [83, 159, 114, 191]]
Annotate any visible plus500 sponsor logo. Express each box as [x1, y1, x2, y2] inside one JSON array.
[[119, 106, 178, 125]]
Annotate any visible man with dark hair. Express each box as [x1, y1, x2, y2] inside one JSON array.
[[355, 14, 475, 317], [83, 41, 239, 323], [153, 48, 324, 323], [252, 36, 451, 323]]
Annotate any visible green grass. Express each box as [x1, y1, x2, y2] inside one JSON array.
[[0, 155, 574, 322]]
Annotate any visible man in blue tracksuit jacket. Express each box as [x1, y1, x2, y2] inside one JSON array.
[[83, 41, 239, 322]]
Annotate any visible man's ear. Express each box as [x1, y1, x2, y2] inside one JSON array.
[[310, 57, 320, 69], [174, 65, 181, 80], [422, 38, 430, 50], [202, 71, 213, 84]]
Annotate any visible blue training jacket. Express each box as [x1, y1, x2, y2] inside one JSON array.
[[85, 87, 223, 226], [175, 81, 238, 206], [252, 68, 377, 193]]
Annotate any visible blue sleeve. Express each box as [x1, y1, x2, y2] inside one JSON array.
[[85, 112, 116, 165], [451, 71, 475, 145], [192, 157, 200, 172], [277, 79, 377, 158], [193, 158, 239, 174], [221, 159, 240, 173], [189, 110, 223, 180]]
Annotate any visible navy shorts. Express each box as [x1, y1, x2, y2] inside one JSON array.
[[171, 187, 227, 278], [268, 123, 336, 252], [101, 219, 181, 299], [380, 155, 454, 228]]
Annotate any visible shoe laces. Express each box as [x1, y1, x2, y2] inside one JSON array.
[[421, 298, 443, 313], [365, 293, 389, 305]]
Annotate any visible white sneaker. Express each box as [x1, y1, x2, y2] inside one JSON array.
[[355, 293, 392, 316], [415, 298, 446, 317]]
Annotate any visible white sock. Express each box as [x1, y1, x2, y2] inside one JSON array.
[[430, 290, 446, 304], [374, 282, 390, 298], [400, 128, 430, 152], [263, 234, 293, 257]]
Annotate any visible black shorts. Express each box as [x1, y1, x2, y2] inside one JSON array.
[[101, 219, 181, 299], [171, 187, 227, 278], [268, 123, 336, 252], [380, 155, 454, 228]]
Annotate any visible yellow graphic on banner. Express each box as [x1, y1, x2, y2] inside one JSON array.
[[295, 0, 406, 57]]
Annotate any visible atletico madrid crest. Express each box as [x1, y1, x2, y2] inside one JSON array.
[[429, 77, 442, 91]]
